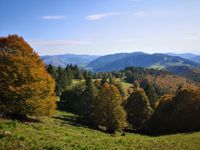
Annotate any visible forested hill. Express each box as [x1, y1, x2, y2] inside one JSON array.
[[88, 52, 200, 72]]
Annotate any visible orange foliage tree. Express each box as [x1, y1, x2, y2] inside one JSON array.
[[0, 35, 56, 117]]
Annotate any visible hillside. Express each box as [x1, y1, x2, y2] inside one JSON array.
[[88, 52, 200, 72], [167, 53, 200, 64], [191, 56, 200, 63], [122, 67, 198, 95], [166, 53, 199, 59], [87, 52, 144, 69], [41, 54, 99, 67], [167, 66, 200, 84], [1, 111, 200, 150]]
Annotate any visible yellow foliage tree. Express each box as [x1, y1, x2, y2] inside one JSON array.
[[94, 83, 127, 133], [0, 35, 56, 117]]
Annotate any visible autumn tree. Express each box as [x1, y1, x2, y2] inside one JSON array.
[[147, 88, 200, 134], [94, 83, 127, 133], [125, 87, 152, 129], [171, 88, 200, 131], [146, 94, 174, 133], [0, 35, 56, 117]]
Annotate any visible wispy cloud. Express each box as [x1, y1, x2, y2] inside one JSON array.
[[31, 40, 92, 46], [86, 13, 119, 21], [41, 16, 66, 20]]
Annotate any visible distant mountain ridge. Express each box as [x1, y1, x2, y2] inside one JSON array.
[[41, 52, 200, 72], [88, 52, 200, 72], [167, 53, 200, 64], [41, 54, 99, 67]]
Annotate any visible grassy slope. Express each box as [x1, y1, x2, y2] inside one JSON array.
[[0, 111, 200, 150]]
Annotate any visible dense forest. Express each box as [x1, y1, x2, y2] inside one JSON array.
[[0, 35, 200, 136]]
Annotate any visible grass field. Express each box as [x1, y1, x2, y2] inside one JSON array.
[[0, 111, 200, 150]]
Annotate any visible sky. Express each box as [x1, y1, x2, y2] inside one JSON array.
[[1, 0, 200, 56]]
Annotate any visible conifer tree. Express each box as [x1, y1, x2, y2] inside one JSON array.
[[56, 67, 72, 96], [80, 78, 98, 124], [46, 64, 57, 79]]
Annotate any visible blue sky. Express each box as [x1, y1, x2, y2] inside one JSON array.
[[1, 0, 200, 55]]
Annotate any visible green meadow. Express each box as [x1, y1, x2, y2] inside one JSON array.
[[1, 111, 200, 150]]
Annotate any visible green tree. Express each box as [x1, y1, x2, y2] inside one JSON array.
[[46, 64, 57, 79], [125, 88, 152, 129], [56, 67, 72, 96], [0, 35, 56, 117], [101, 75, 108, 85], [60, 83, 85, 113], [80, 78, 98, 125], [140, 79, 159, 109], [94, 83, 127, 133]]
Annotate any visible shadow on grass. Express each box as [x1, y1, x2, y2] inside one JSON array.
[[126, 128, 199, 137], [56, 102, 200, 136], [2, 113, 41, 123], [53, 114, 86, 127]]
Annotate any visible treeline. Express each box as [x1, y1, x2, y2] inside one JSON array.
[[46, 64, 125, 96], [59, 78, 200, 134]]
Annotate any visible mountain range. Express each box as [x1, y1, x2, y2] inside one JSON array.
[[41, 52, 200, 72], [88, 52, 200, 72], [41, 54, 99, 67]]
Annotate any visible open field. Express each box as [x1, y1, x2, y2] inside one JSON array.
[[0, 111, 200, 150]]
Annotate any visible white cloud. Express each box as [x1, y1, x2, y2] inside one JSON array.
[[41, 16, 66, 20], [31, 40, 92, 46], [86, 13, 119, 21]]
